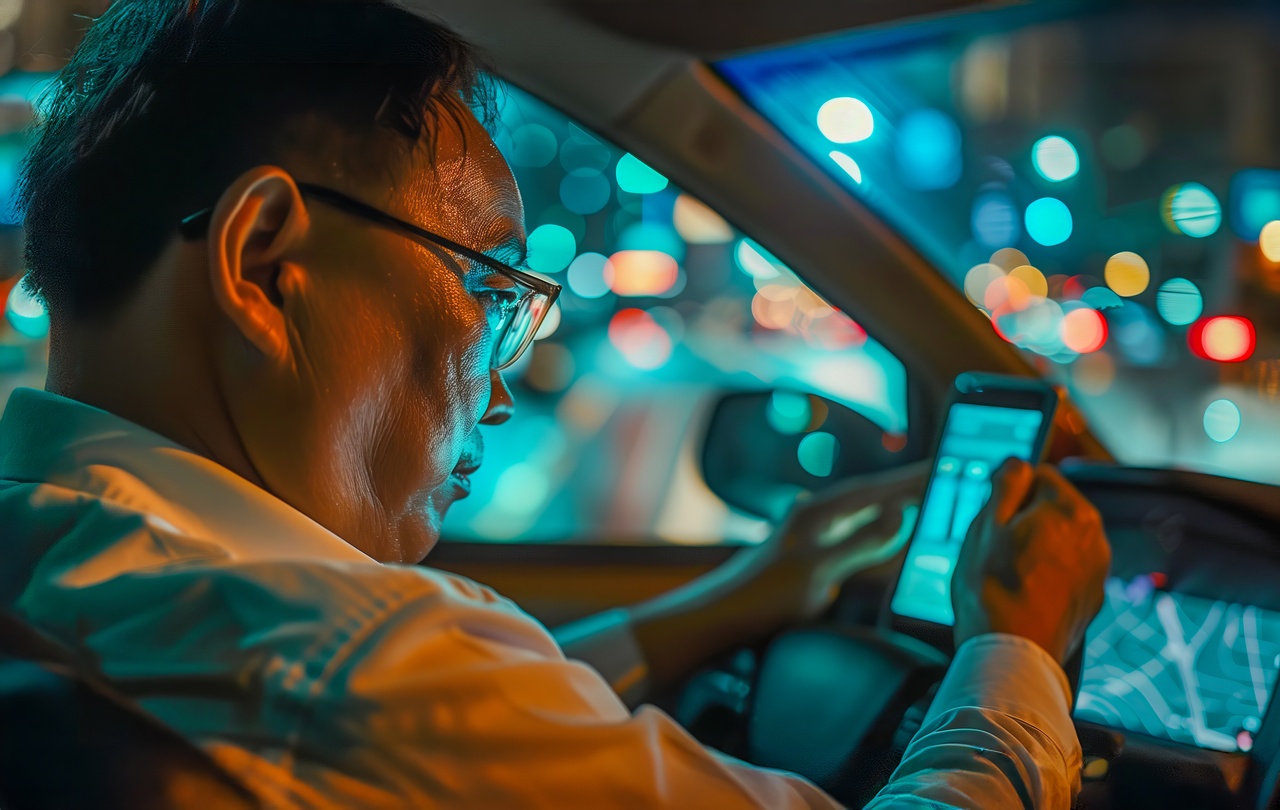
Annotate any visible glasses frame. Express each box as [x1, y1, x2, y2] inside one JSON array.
[[178, 183, 561, 370]]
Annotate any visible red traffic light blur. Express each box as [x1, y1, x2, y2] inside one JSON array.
[[1189, 316, 1255, 363]]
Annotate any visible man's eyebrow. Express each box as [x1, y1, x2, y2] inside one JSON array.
[[482, 230, 528, 268]]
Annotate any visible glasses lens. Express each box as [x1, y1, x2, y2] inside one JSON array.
[[493, 292, 551, 370]]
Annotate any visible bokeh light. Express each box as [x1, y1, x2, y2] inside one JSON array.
[[768, 390, 812, 435], [1191, 316, 1255, 363], [607, 308, 672, 370], [828, 151, 863, 184], [560, 172, 612, 214], [971, 191, 1019, 247], [525, 224, 576, 273], [1156, 278, 1203, 326], [566, 252, 611, 298], [1032, 135, 1080, 182], [1081, 287, 1124, 311], [990, 247, 1029, 272], [673, 194, 733, 244], [1260, 220, 1280, 262], [983, 274, 1031, 311], [752, 289, 798, 330], [1060, 307, 1107, 353], [6, 278, 47, 340], [1231, 169, 1280, 241], [560, 134, 611, 176], [533, 303, 562, 340], [1104, 251, 1150, 297], [1163, 183, 1221, 238], [1025, 197, 1073, 246], [508, 124, 557, 168], [735, 239, 786, 279], [797, 431, 840, 477], [1110, 302, 1165, 366], [615, 153, 669, 195], [1204, 399, 1242, 443], [896, 109, 961, 189], [817, 97, 874, 143], [1009, 264, 1047, 297], [617, 222, 685, 262], [964, 263, 1004, 306], [523, 342, 576, 393], [604, 251, 679, 296]]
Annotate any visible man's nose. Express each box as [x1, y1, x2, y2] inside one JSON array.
[[481, 368, 515, 425]]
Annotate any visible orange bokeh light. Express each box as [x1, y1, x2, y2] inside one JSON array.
[[1060, 308, 1107, 353], [604, 251, 679, 297]]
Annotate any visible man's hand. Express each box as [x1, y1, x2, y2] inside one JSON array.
[[627, 461, 928, 688], [952, 459, 1111, 664], [727, 460, 928, 629]]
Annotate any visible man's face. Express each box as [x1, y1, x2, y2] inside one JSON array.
[[227, 110, 523, 563]]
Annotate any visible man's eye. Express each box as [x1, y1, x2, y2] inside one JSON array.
[[477, 289, 521, 321]]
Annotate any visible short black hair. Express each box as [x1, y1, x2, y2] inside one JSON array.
[[19, 0, 498, 321]]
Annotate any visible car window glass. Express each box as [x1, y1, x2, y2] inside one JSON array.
[[719, 2, 1280, 485], [438, 85, 909, 544]]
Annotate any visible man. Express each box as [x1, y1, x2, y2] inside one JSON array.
[[0, 0, 1110, 807]]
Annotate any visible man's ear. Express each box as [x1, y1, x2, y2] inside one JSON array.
[[206, 167, 311, 360]]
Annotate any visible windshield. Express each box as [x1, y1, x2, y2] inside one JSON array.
[[718, 1, 1280, 485]]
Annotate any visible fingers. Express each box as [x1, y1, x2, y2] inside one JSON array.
[[988, 458, 1035, 525]]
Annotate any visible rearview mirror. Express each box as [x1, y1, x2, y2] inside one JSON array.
[[701, 390, 914, 522]]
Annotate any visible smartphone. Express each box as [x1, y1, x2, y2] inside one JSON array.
[[889, 373, 1057, 640]]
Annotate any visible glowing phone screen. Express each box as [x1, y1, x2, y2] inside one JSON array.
[[891, 403, 1044, 626]]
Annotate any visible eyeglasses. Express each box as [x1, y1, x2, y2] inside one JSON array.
[[178, 183, 561, 371]]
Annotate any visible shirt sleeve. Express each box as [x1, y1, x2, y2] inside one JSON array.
[[865, 633, 1083, 810], [289, 575, 842, 810]]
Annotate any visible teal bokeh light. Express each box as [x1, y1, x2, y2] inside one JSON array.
[[6, 280, 49, 340], [1024, 197, 1073, 246], [617, 222, 685, 262], [615, 153, 669, 195], [767, 390, 811, 435], [1168, 183, 1221, 238], [971, 191, 1019, 248], [1155, 278, 1203, 326], [507, 124, 557, 168], [897, 109, 961, 190], [560, 173, 612, 215], [526, 224, 577, 273], [566, 252, 611, 299], [798, 432, 839, 477], [1032, 136, 1080, 182], [1204, 399, 1241, 443]]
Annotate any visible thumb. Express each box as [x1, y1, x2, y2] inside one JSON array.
[[988, 458, 1035, 525]]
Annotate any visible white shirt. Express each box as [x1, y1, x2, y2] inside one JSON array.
[[0, 387, 1081, 808]]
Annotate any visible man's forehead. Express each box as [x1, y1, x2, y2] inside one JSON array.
[[391, 118, 526, 259]]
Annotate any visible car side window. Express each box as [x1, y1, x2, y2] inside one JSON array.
[[441, 86, 911, 545]]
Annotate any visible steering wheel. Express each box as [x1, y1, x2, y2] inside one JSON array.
[[745, 626, 947, 807]]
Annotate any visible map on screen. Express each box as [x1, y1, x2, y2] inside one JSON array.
[[1076, 576, 1280, 753]]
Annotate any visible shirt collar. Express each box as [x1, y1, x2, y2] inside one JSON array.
[[0, 387, 372, 564]]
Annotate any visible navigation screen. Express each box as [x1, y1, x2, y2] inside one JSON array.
[[1077, 576, 1280, 753], [891, 403, 1044, 626]]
